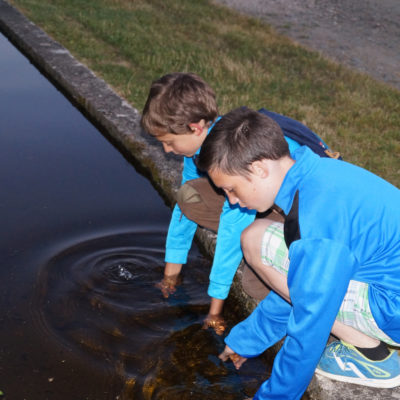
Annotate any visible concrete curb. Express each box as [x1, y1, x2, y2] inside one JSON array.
[[1, 1, 397, 399]]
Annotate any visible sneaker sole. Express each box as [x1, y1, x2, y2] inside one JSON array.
[[315, 367, 400, 388]]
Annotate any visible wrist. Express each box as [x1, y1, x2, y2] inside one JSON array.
[[209, 297, 225, 315], [164, 262, 182, 277]]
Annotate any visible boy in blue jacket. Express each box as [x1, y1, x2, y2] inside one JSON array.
[[141, 73, 304, 334], [197, 106, 400, 399]]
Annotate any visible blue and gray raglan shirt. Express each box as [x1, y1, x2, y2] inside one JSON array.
[[225, 146, 400, 400], [165, 123, 301, 300]]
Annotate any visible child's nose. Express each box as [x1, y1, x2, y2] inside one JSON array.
[[162, 143, 172, 153], [227, 193, 239, 205]]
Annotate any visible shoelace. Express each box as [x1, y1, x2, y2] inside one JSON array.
[[328, 342, 349, 358]]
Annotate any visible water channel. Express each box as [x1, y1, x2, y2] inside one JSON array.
[[0, 32, 270, 399]]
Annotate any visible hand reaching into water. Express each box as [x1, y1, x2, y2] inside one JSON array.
[[219, 345, 248, 370], [202, 313, 227, 335], [156, 263, 183, 298], [155, 274, 181, 298]]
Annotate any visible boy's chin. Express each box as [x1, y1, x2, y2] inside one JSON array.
[[180, 151, 196, 157], [257, 205, 272, 213]]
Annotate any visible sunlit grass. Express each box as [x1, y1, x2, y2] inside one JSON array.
[[9, 0, 400, 186]]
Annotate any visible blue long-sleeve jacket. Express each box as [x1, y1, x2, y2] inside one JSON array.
[[225, 146, 400, 399], [165, 124, 301, 299]]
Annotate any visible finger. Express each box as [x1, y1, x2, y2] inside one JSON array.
[[218, 350, 231, 362], [214, 324, 226, 336], [155, 282, 162, 290], [232, 356, 247, 370], [202, 320, 210, 330], [158, 284, 170, 298], [168, 285, 176, 294], [218, 319, 227, 334]]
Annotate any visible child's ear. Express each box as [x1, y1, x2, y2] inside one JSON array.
[[189, 119, 206, 135], [251, 160, 269, 178]]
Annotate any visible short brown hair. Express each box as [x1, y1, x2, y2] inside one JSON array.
[[197, 107, 290, 175], [141, 72, 218, 135]]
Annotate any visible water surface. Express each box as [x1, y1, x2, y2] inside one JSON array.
[[0, 32, 269, 399]]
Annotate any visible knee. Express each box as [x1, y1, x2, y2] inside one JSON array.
[[241, 219, 276, 267], [241, 224, 256, 262], [176, 182, 201, 209], [175, 181, 203, 224], [241, 221, 264, 267]]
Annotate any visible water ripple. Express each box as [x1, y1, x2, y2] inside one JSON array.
[[32, 229, 268, 399]]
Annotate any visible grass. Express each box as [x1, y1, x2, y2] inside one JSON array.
[[8, 0, 400, 186]]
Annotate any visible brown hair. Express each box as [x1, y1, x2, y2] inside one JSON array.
[[141, 72, 218, 135], [197, 107, 290, 175]]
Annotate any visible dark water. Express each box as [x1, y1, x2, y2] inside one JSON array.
[[0, 32, 269, 399]]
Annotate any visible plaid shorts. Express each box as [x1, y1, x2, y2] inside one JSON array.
[[261, 222, 399, 346]]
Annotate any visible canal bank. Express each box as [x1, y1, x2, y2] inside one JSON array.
[[0, 1, 398, 399], [0, 1, 257, 314]]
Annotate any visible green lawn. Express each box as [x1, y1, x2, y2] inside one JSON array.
[[9, 0, 400, 186]]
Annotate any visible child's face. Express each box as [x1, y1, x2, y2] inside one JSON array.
[[209, 164, 276, 212], [155, 130, 205, 158]]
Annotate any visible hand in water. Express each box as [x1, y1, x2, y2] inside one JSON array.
[[219, 345, 248, 370], [202, 314, 227, 335], [155, 274, 181, 298]]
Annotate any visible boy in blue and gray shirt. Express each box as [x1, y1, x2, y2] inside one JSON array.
[[141, 73, 309, 333]]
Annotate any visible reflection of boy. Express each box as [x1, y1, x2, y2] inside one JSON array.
[[197, 106, 400, 399], [141, 73, 302, 334]]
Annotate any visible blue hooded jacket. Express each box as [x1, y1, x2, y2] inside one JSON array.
[[225, 146, 400, 399]]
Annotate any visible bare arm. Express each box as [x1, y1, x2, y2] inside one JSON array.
[[209, 297, 224, 315], [164, 262, 182, 276]]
